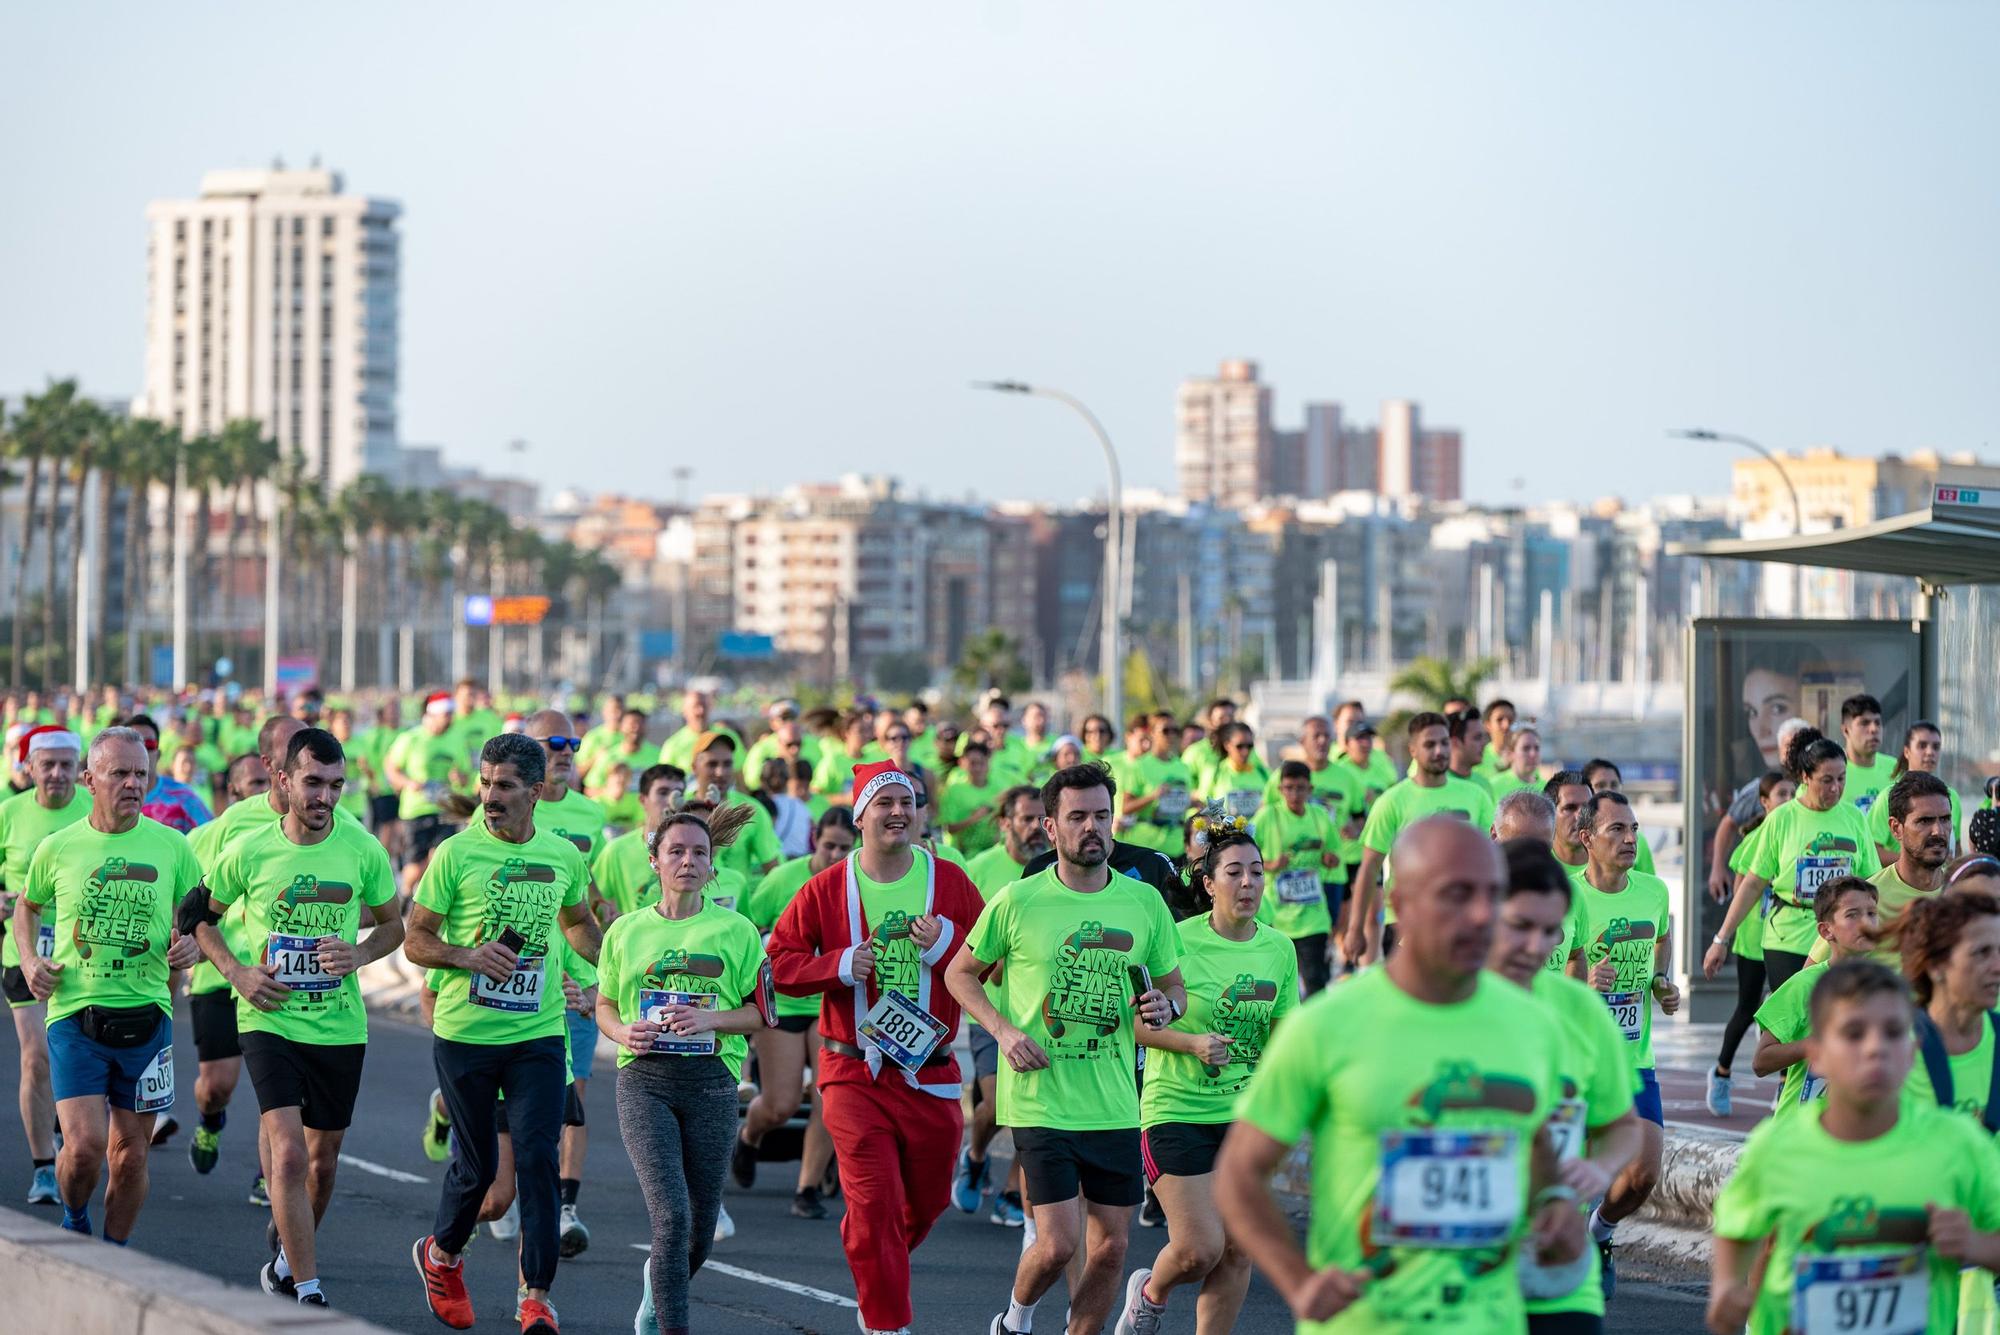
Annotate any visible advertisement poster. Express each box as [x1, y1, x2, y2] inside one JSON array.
[[1683, 619, 1925, 995]]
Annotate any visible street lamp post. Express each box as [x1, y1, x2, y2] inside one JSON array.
[[1670, 428, 1805, 613], [973, 381, 1123, 729]]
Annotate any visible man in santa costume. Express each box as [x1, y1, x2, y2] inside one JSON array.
[[767, 760, 986, 1335]]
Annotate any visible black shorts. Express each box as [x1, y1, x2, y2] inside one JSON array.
[[1011, 1126, 1144, 1208], [1140, 1121, 1228, 1183], [2, 964, 31, 1007], [406, 814, 459, 862], [240, 1031, 366, 1130], [776, 1014, 815, 1035], [189, 988, 242, 1062], [369, 795, 399, 829]]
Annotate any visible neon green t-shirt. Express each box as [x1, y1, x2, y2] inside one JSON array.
[[965, 866, 1180, 1131], [702, 868, 749, 917], [591, 829, 656, 917], [1753, 961, 1827, 1119], [1905, 1012, 1996, 1123], [962, 844, 1026, 903], [1140, 915, 1297, 1127], [187, 791, 366, 995], [1864, 776, 1960, 852], [1842, 750, 1898, 817], [205, 818, 398, 1045], [1203, 760, 1272, 824], [659, 724, 744, 773], [390, 726, 469, 820], [811, 746, 865, 800], [595, 900, 770, 1077], [582, 742, 650, 794], [1121, 753, 1196, 858], [1727, 816, 1771, 961], [0, 787, 90, 975], [1235, 969, 1562, 1334], [538, 789, 607, 862], [23, 817, 204, 1024], [1181, 740, 1223, 792], [1261, 763, 1364, 864], [1713, 1099, 2000, 1335], [1487, 769, 1536, 806], [712, 794, 781, 882], [854, 851, 932, 1003], [940, 775, 1004, 858], [574, 722, 623, 778], [1573, 867, 1673, 1072], [1254, 800, 1339, 939], [1360, 775, 1497, 923], [1330, 751, 1393, 863], [1525, 970, 1638, 1318], [1543, 891, 1588, 976], [413, 820, 590, 1045], [1749, 800, 1882, 955]]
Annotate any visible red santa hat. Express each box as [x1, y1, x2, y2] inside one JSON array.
[[850, 760, 915, 822], [18, 724, 81, 764], [424, 691, 456, 717]]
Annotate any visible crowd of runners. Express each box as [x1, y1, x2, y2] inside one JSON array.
[[1, 678, 1998, 1333]]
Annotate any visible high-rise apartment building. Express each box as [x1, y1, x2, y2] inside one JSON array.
[[1378, 399, 1420, 498], [141, 167, 401, 490], [1176, 360, 1273, 508], [1415, 428, 1463, 502]]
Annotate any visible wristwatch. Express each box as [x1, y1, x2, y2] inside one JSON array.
[[1166, 994, 1185, 1022]]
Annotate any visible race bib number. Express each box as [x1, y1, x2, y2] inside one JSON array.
[[470, 953, 545, 1013], [135, 1045, 174, 1115], [1224, 789, 1261, 820], [1800, 1069, 1827, 1103], [1792, 1250, 1927, 1335], [1275, 868, 1322, 905], [859, 988, 948, 1072], [35, 922, 54, 961], [1375, 1129, 1519, 1248], [1546, 1098, 1588, 1163], [1795, 856, 1849, 905], [268, 933, 337, 993], [639, 989, 717, 1056], [1154, 788, 1191, 823], [710, 894, 736, 913], [1604, 991, 1644, 1042]]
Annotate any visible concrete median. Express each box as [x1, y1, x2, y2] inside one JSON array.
[[0, 1204, 395, 1335]]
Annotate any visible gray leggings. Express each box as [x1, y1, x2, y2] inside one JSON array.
[[616, 1054, 741, 1334]]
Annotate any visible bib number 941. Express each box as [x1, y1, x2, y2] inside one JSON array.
[[1375, 1129, 1519, 1249]]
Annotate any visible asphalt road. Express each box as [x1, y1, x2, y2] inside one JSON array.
[[0, 1001, 1710, 1333]]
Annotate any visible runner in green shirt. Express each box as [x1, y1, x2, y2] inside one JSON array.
[[1838, 692, 1896, 817], [741, 806, 855, 1221], [1120, 815, 1297, 1335], [404, 731, 602, 1333], [1709, 730, 1880, 989], [1570, 788, 1679, 1293], [195, 726, 401, 1306], [947, 765, 1186, 1335], [1751, 876, 1880, 1123], [1344, 712, 1497, 966], [384, 692, 472, 896], [1119, 713, 1198, 860], [1179, 699, 1238, 794], [581, 708, 652, 796], [571, 694, 627, 781], [1578, 759, 1661, 876], [1487, 723, 1543, 806], [1708, 960, 2000, 1335], [940, 741, 1004, 858], [685, 733, 780, 882], [15, 727, 202, 1244], [1201, 722, 1272, 822], [1866, 723, 1960, 861], [1216, 815, 1581, 1334], [1489, 838, 1644, 1327], [1706, 770, 1792, 1119], [656, 689, 742, 772], [1255, 761, 1341, 995], [1328, 719, 1391, 896], [1480, 698, 1518, 775], [593, 762, 643, 834], [591, 764, 686, 918], [1261, 715, 1365, 860], [0, 725, 88, 1206]]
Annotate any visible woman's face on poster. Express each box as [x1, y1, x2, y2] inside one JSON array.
[[1742, 667, 1798, 768]]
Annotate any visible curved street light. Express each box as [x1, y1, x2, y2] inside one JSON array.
[[973, 381, 1123, 727], [1671, 427, 1806, 611]]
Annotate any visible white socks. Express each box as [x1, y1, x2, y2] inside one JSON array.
[[1005, 1297, 1037, 1331]]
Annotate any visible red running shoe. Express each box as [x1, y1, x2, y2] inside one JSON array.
[[412, 1235, 475, 1329], [519, 1296, 560, 1335]]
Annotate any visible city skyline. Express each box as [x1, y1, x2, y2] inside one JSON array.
[[3, 4, 1996, 508]]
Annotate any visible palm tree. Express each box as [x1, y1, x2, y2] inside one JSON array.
[[104, 417, 175, 687], [6, 380, 95, 687], [218, 422, 279, 616], [56, 400, 117, 686], [1389, 654, 1500, 712], [180, 431, 228, 673]]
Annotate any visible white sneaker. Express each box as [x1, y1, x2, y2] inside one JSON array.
[[487, 1199, 519, 1240], [1114, 1267, 1166, 1335], [558, 1202, 589, 1257], [857, 1308, 912, 1335], [714, 1203, 736, 1242]]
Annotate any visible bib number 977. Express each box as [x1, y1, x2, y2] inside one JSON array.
[[1793, 1251, 1927, 1335]]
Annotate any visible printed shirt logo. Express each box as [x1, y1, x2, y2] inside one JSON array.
[[76, 858, 162, 962], [1804, 833, 1859, 856], [1041, 919, 1137, 1045], [1804, 1196, 1929, 1252], [643, 949, 727, 990], [1586, 913, 1659, 988], [479, 857, 563, 953], [1206, 971, 1280, 1082], [1405, 1059, 1540, 1126], [551, 826, 592, 855], [272, 874, 356, 937], [868, 907, 924, 996]]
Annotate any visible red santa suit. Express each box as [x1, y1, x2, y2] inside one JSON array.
[[767, 763, 987, 1333]]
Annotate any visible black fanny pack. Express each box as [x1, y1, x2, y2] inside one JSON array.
[[78, 1004, 160, 1048]]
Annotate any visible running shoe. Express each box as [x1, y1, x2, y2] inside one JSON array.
[[634, 1259, 654, 1335], [1597, 1235, 1617, 1301], [412, 1235, 475, 1330], [729, 1133, 757, 1189], [422, 1088, 453, 1163], [266, 1219, 280, 1256], [1138, 1188, 1165, 1228], [1707, 1069, 1733, 1118], [189, 1125, 221, 1175], [149, 1116, 179, 1147], [489, 1199, 520, 1241], [990, 1191, 1025, 1227], [260, 1259, 297, 1300], [714, 1203, 736, 1242], [26, 1165, 57, 1205], [951, 1150, 987, 1214], [558, 1203, 590, 1258], [989, 1317, 1028, 1335], [519, 1295, 559, 1335], [791, 1186, 828, 1220], [858, 1310, 912, 1335], [298, 1291, 329, 1308], [248, 1174, 269, 1207], [1114, 1268, 1166, 1335]]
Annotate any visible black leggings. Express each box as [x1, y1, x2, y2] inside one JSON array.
[[1294, 932, 1331, 996], [1715, 955, 1768, 1073], [1764, 949, 1810, 994]]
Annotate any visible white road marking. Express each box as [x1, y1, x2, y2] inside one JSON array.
[[339, 1153, 430, 1184], [631, 1245, 858, 1309]]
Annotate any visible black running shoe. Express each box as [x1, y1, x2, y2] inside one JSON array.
[[298, 1291, 329, 1307], [260, 1260, 297, 1300], [790, 1187, 827, 1220], [729, 1134, 757, 1189]]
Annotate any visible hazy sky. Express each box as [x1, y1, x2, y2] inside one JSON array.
[[4, 3, 1995, 508]]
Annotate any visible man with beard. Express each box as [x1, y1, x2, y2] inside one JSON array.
[[948, 763, 1187, 1335], [955, 785, 1048, 1224], [767, 761, 987, 1335], [1810, 770, 1954, 969]]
